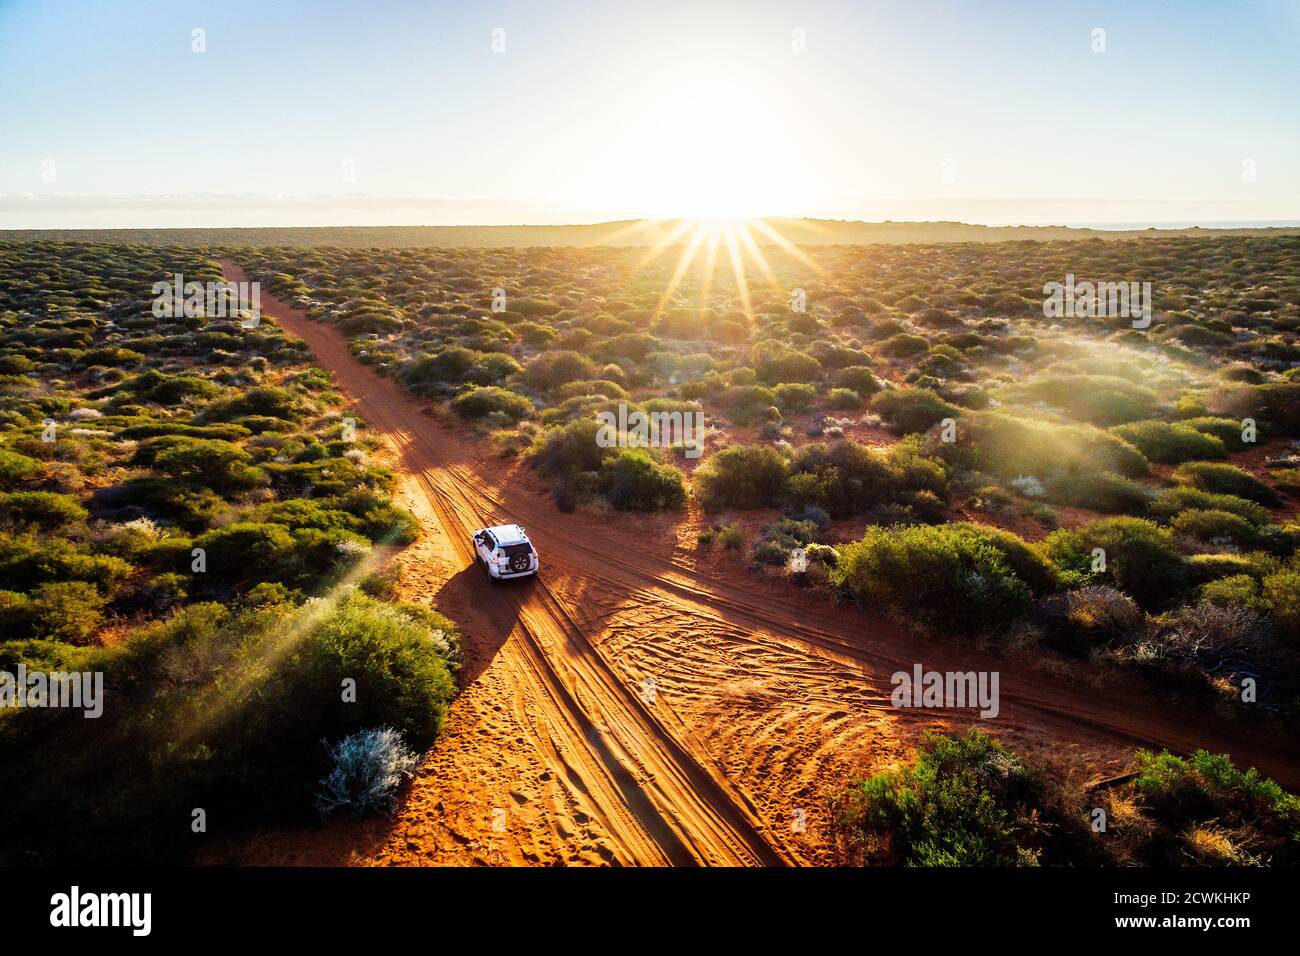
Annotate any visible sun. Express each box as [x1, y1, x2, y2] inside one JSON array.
[[606, 215, 825, 329]]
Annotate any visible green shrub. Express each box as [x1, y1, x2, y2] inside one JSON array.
[[126, 370, 218, 405], [786, 439, 948, 520], [1272, 468, 1300, 494], [0, 534, 132, 592], [451, 386, 534, 422], [1148, 486, 1270, 526], [403, 347, 481, 390], [297, 592, 458, 746], [0, 355, 35, 374], [192, 522, 295, 582], [132, 436, 264, 492], [870, 387, 956, 436], [1182, 416, 1252, 452], [1199, 574, 1266, 612], [1172, 462, 1281, 507], [523, 350, 599, 391], [719, 384, 781, 426], [0, 580, 108, 643], [1209, 383, 1300, 436], [1110, 421, 1227, 464], [0, 491, 87, 531], [938, 411, 1149, 480], [1132, 749, 1300, 864], [1171, 509, 1263, 548], [1262, 570, 1300, 645], [1048, 471, 1151, 513], [718, 523, 745, 549], [838, 730, 1086, 866], [826, 387, 862, 410], [1185, 552, 1262, 583], [694, 445, 789, 510], [600, 447, 686, 511], [773, 382, 817, 412], [833, 366, 881, 397], [832, 523, 1051, 632], [27, 581, 106, 643], [530, 418, 610, 478], [0, 449, 40, 489], [1023, 374, 1158, 426], [752, 518, 819, 565], [877, 332, 930, 357], [753, 342, 822, 384], [198, 385, 304, 424], [554, 379, 629, 401], [93, 477, 224, 532], [1043, 517, 1186, 610]]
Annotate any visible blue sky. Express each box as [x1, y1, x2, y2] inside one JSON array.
[[1, 0, 1298, 226]]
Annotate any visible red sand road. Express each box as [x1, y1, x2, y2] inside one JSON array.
[[219, 260, 1299, 866]]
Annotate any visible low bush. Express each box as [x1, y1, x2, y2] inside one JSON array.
[[1110, 421, 1226, 464], [132, 436, 265, 492], [1047, 471, 1152, 513], [0, 491, 88, 531], [314, 727, 418, 817], [451, 386, 534, 422], [1023, 374, 1158, 426], [1199, 574, 1266, 612], [1209, 383, 1300, 436], [937, 411, 1149, 480], [600, 447, 686, 511], [523, 350, 599, 391], [773, 382, 817, 412], [0, 533, 133, 593], [869, 387, 956, 436], [836, 730, 1092, 866], [832, 366, 881, 397], [198, 385, 304, 424], [786, 439, 948, 520], [695, 445, 789, 510], [1262, 570, 1300, 645], [832, 522, 1054, 632], [718, 523, 745, 549], [1044, 517, 1187, 610], [1148, 486, 1270, 526], [826, 387, 862, 410], [0, 449, 40, 489], [751, 518, 819, 565], [1182, 416, 1252, 452], [0, 580, 107, 643], [1038, 585, 1144, 655], [719, 384, 782, 426], [1171, 509, 1263, 549], [1172, 462, 1281, 507], [1132, 749, 1300, 865], [192, 522, 295, 582]]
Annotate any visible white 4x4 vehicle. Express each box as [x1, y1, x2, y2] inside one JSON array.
[[472, 524, 539, 581]]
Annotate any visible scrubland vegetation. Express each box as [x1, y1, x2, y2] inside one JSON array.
[[232, 234, 1300, 730], [835, 730, 1299, 866], [227, 232, 1300, 868], [4, 229, 1298, 866], [0, 242, 459, 862]]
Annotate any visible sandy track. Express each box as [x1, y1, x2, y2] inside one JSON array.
[[222, 261, 784, 866], [220, 261, 1299, 867]]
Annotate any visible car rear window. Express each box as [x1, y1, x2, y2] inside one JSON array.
[[502, 543, 533, 557]]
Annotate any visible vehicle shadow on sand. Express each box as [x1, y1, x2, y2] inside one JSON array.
[[433, 560, 531, 686]]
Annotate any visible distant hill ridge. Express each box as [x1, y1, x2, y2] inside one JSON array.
[[4, 218, 1300, 248]]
